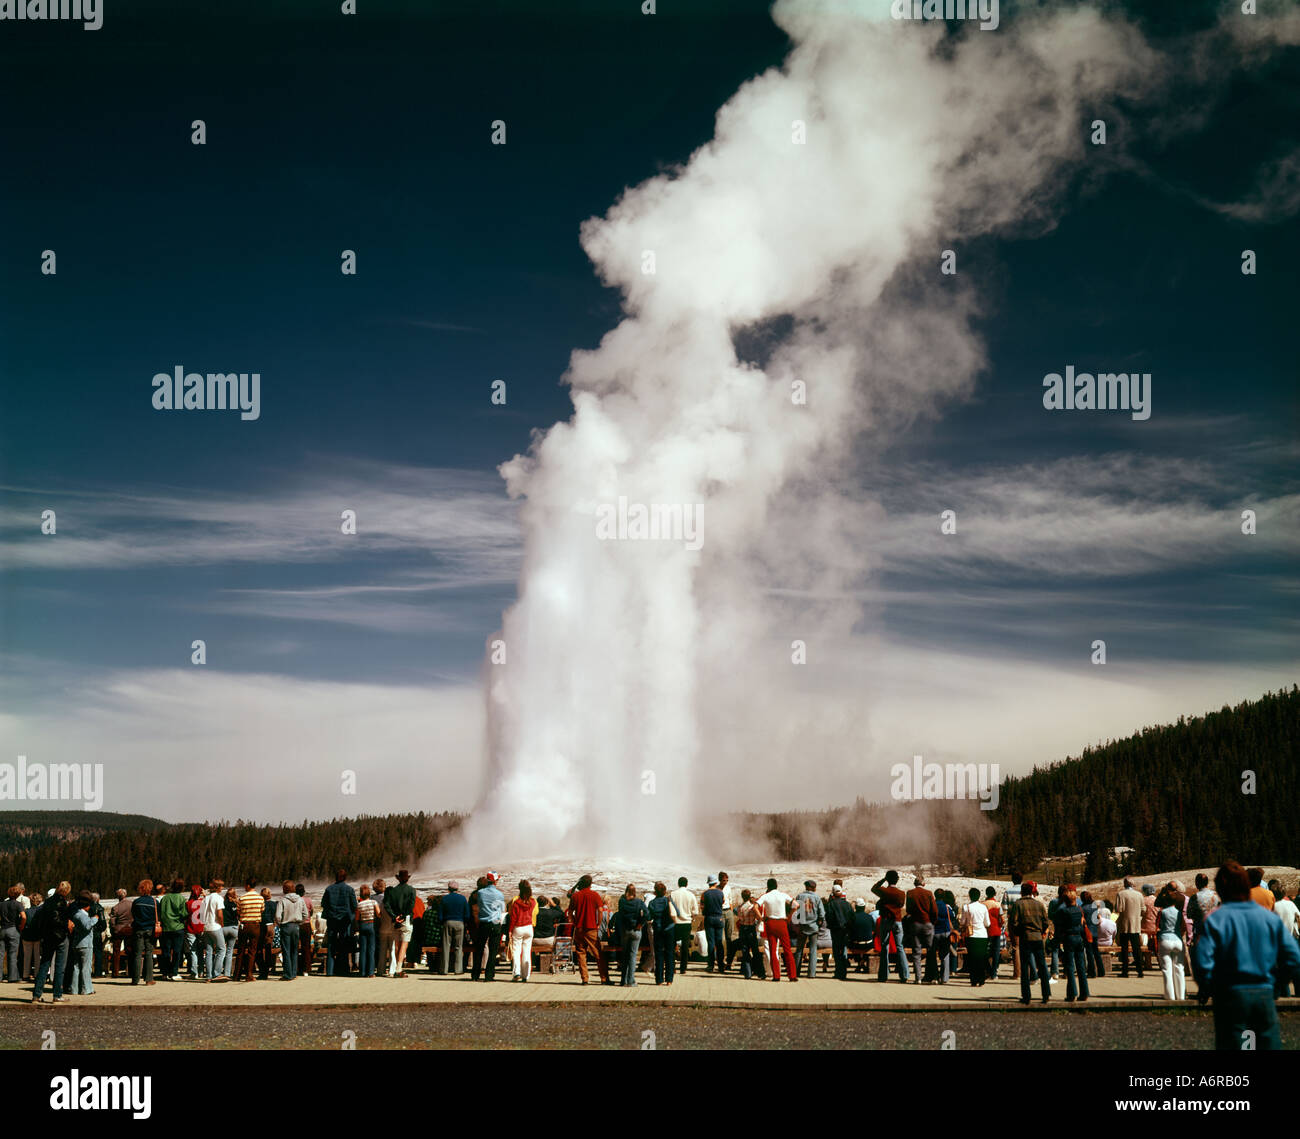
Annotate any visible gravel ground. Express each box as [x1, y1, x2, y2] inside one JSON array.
[[1, 1005, 1295, 1050]]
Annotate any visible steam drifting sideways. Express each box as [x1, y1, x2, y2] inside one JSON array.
[[451, 0, 1300, 865]]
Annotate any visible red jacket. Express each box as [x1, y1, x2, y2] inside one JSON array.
[[569, 888, 603, 932]]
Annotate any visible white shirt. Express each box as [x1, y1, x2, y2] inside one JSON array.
[[962, 901, 990, 938], [1275, 898, 1299, 938], [718, 884, 734, 911], [199, 891, 225, 933], [757, 890, 792, 920], [669, 888, 698, 924]]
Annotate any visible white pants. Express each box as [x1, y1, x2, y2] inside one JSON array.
[[510, 924, 534, 979], [1157, 936, 1186, 1000]]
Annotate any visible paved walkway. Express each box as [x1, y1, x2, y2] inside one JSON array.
[[9, 969, 1295, 1011]]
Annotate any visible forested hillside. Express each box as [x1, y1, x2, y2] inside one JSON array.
[[0, 811, 463, 895], [988, 687, 1298, 879]]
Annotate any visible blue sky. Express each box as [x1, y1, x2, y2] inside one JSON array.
[[1, 0, 1297, 824]]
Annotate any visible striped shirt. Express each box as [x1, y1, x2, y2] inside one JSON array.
[[356, 899, 377, 923], [237, 891, 265, 924]]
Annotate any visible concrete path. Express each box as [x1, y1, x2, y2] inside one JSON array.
[[9, 968, 1295, 1011]]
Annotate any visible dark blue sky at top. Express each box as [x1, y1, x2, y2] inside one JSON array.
[[1, 0, 1297, 701]]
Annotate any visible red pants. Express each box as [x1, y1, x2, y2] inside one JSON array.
[[574, 928, 608, 983], [765, 918, 796, 980]]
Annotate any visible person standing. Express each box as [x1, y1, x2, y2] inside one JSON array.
[[669, 878, 698, 975], [1001, 872, 1024, 980], [1196, 860, 1300, 1050], [870, 871, 908, 983], [296, 884, 315, 977], [905, 877, 938, 985], [33, 883, 73, 1003], [1012, 881, 1051, 1005], [717, 871, 739, 970], [1052, 884, 1090, 1002], [1154, 883, 1188, 1001], [1080, 890, 1105, 979], [199, 880, 229, 982], [701, 876, 727, 974], [616, 884, 648, 987], [67, 891, 96, 995], [1114, 877, 1146, 979], [321, 869, 357, 977], [221, 888, 240, 978], [1186, 873, 1219, 983], [569, 875, 611, 986], [734, 889, 763, 980], [960, 888, 990, 987], [354, 885, 378, 977], [439, 881, 469, 975], [825, 885, 854, 981], [756, 878, 796, 982], [507, 880, 537, 982], [647, 883, 681, 986], [926, 890, 956, 985], [129, 879, 159, 987], [110, 889, 133, 978], [471, 873, 505, 982], [0, 886, 23, 983], [983, 887, 1003, 979], [276, 881, 306, 981], [157, 879, 187, 980], [232, 879, 264, 982], [183, 884, 205, 979], [257, 887, 278, 979], [791, 880, 825, 979], [385, 870, 417, 978]]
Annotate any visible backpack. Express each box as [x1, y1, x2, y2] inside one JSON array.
[[21, 904, 48, 943]]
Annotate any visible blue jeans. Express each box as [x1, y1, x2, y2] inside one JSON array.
[[185, 931, 202, 977], [222, 925, 238, 976], [986, 933, 1001, 978], [204, 929, 226, 978], [620, 929, 641, 986], [794, 926, 819, 977], [279, 925, 300, 979], [738, 924, 763, 978], [653, 928, 676, 984], [1, 927, 20, 981], [34, 940, 69, 1000], [69, 941, 94, 993], [1062, 939, 1089, 999], [1214, 986, 1281, 1050], [705, 917, 726, 972], [160, 929, 183, 977], [877, 919, 909, 981], [357, 924, 376, 976]]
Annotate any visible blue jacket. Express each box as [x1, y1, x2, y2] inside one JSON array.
[[475, 885, 505, 925], [439, 890, 470, 923], [321, 882, 357, 925], [1195, 901, 1300, 992]]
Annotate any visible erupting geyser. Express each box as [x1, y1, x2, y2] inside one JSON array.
[[447, 0, 1287, 864]]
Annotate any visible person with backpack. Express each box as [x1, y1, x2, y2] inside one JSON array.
[[507, 880, 537, 982], [33, 882, 73, 1003], [792, 880, 825, 979], [647, 882, 682, 986]]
